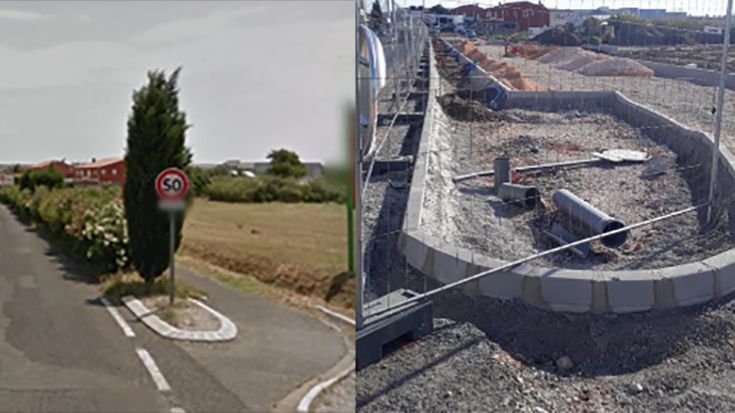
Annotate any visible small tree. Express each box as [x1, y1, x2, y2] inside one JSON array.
[[19, 167, 64, 192], [124, 67, 191, 282], [266, 149, 307, 179]]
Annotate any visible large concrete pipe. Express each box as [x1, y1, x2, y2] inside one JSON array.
[[499, 183, 539, 209], [494, 157, 510, 191], [552, 189, 628, 248]]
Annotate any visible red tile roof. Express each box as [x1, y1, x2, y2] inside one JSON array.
[[76, 157, 124, 169]]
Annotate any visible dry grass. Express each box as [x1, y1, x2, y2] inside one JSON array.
[[180, 199, 354, 310], [100, 271, 207, 300]]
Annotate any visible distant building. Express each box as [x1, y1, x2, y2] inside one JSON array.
[[222, 160, 324, 180], [73, 157, 125, 185], [0, 174, 14, 186], [639, 9, 687, 21], [27, 160, 75, 178], [452, 4, 485, 23], [486, 1, 550, 32], [549, 9, 586, 28]]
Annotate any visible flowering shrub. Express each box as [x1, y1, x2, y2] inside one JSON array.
[[0, 185, 129, 272]]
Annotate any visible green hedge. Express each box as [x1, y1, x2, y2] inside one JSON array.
[[0, 185, 129, 273], [206, 176, 345, 203]]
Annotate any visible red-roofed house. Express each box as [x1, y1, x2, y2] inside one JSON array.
[[74, 157, 125, 185], [452, 4, 486, 22], [486, 1, 550, 31], [28, 160, 75, 178]]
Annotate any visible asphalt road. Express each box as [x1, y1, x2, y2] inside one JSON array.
[[0, 204, 347, 413]]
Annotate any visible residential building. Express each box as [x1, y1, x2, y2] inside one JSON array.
[[486, 1, 550, 32], [73, 157, 125, 185], [452, 4, 485, 23], [0, 174, 14, 186], [27, 160, 75, 178], [222, 160, 324, 180]]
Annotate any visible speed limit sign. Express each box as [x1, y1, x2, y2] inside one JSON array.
[[156, 167, 189, 210], [155, 167, 190, 305]]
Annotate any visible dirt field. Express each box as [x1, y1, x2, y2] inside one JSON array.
[[617, 44, 735, 72], [181, 199, 353, 310]]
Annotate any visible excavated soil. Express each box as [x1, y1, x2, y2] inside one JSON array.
[[422, 47, 735, 270]]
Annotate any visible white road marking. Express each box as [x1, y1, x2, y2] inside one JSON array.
[[100, 297, 135, 338], [314, 305, 355, 326], [297, 366, 354, 413], [135, 348, 171, 392], [170, 408, 186, 413]]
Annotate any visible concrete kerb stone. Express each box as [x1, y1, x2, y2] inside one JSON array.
[[121, 295, 238, 342], [601, 271, 656, 313], [704, 249, 735, 297], [399, 37, 735, 313], [537, 268, 593, 313]]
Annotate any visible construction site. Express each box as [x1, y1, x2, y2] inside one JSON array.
[[357, 4, 735, 412]]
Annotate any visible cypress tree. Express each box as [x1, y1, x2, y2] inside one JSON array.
[[124, 67, 191, 281]]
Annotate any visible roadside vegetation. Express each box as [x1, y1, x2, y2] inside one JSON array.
[[190, 149, 347, 204], [0, 184, 128, 273], [0, 71, 352, 311]]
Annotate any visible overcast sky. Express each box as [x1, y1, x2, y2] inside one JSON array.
[[407, 0, 727, 16], [0, 1, 353, 164]]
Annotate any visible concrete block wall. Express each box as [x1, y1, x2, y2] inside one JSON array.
[[399, 38, 735, 313], [640, 60, 735, 91]]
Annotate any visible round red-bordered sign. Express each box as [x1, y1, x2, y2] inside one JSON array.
[[155, 168, 189, 201]]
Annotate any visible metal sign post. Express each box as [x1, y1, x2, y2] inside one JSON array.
[[155, 167, 190, 306], [169, 211, 176, 305], [708, 0, 734, 224]]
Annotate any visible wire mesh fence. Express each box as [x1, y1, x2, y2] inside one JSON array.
[[358, 0, 735, 324]]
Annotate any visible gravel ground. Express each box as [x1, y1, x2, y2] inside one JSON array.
[[477, 44, 735, 154], [357, 290, 735, 413], [357, 37, 735, 413], [363, 47, 429, 302], [315, 372, 356, 413], [422, 101, 734, 269], [425, 38, 735, 269], [617, 44, 734, 73]]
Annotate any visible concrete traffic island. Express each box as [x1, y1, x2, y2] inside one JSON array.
[[398, 37, 735, 314], [122, 295, 238, 342]]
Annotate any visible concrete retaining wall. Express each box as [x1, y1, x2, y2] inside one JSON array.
[[639, 60, 735, 90], [399, 39, 735, 313]]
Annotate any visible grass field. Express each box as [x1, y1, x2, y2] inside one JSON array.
[[180, 199, 354, 310]]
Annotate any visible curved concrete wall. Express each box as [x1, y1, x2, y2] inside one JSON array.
[[399, 39, 735, 313], [639, 60, 735, 91]]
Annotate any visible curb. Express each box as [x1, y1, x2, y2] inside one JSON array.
[[122, 295, 237, 342], [314, 305, 355, 327], [273, 308, 355, 413], [402, 38, 735, 314], [297, 307, 355, 413]]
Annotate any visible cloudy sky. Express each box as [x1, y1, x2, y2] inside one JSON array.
[[0, 1, 353, 164]]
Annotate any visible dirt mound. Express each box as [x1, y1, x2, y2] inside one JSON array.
[[556, 51, 610, 71], [509, 77, 549, 91], [577, 58, 654, 77], [533, 28, 582, 46], [458, 39, 474, 54], [516, 44, 553, 59], [437, 94, 505, 122], [467, 48, 484, 60], [538, 48, 581, 64]]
